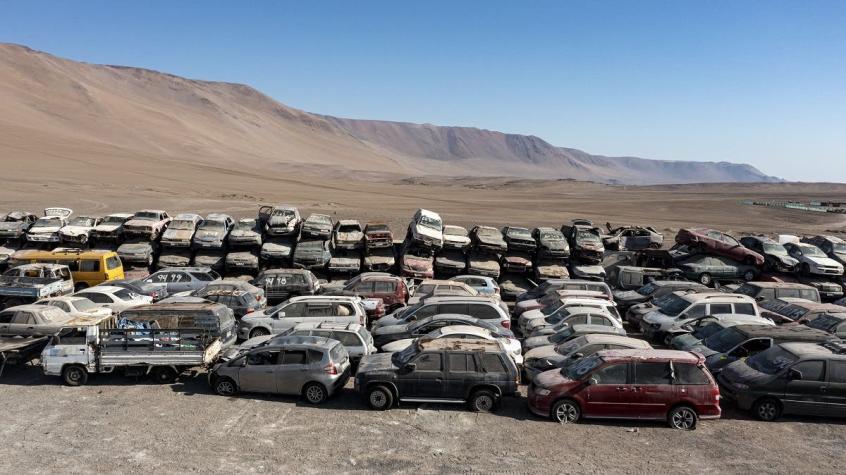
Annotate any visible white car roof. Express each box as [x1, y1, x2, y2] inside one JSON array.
[[76, 286, 123, 294]]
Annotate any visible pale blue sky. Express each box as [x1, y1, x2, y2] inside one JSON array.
[[2, 1, 844, 181]]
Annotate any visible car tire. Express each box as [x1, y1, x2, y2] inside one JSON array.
[[743, 269, 756, 281], [551, 398, 581, 424], [668, 405, 698, 430], [698, 273, 712, 286], [249, 327, 270, 339], [151, 366, 178, 384], [469, 389, 498, 413], [303, 382, 328, 405], [214, 377, 238, 396], [752, 397, 782, 422], [367, 385, 393, 410], [62, 365, 88, 386]]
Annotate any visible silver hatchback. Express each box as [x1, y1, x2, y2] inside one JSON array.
[[209, 335, 351, 404]]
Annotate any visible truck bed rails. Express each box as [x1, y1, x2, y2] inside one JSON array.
[[98, 328, 222, 366]]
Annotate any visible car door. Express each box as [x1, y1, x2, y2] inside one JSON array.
[[444, 352, 478, 400], [824, 360, 846, 417], [238, 349, 281, 393], [274, 349, 312, 395], [782, 360, 828, 416], [272, 302, 306, 332], [168, 271, 194, 293], [396, 351, 445, 400], [631, 361, 675, 419], [8, 310, 37, 336], [582, 362, 633, 418], [0, 310, 16, 334]]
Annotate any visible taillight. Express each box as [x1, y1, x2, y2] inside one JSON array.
[[502, 320, 511, 329], [324, 363, 339, 375]]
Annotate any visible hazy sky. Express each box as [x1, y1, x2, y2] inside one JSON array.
[[2, 1, 844, 181]]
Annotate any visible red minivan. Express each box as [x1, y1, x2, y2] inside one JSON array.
[[527, 349, 721, 430], [342, 273, 409, 313]]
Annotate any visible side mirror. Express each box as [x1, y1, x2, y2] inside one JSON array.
[[587, 377, 598, 386], [787, 368, 802, 380]]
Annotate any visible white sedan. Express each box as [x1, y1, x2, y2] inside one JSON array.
[[36, 296, 113, 319], [73, 286, 153, 313], [380, 324, 523, 365], [785, 242, 845, 276]]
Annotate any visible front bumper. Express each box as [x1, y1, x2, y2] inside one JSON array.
[[526, 383, 553, 418], [193, 241, 224, 249], [161, 239, 192, 248], [27, 233, 60, 242], [401, 268, 434, 279]]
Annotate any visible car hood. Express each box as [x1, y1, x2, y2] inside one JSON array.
[[775, 255, 799, 266], [330, 257, 360, 266], [124, 219, 156, 228], [118, 243, 154, 254], [162, 229, 195, 240], [670, 333, 701, 350], [435, 255, 465, 267], [687, 343, 718, 358], [415, 225, 443, 240], [443, 235, 470, 247], [534, 368, 570, 388], [30, 225, 62, 233], [520, 309, 545, 322], [195, 253, 225, 265], [60, 225, 93, 236], [194, 230, 225, 240], [468, 258, 499, 270], [720, 360, 775, 387], [403, 256, 433, 270], [158, 254, 192, 266], [365, 255, 395, 265], [523, 335, 553, 349], [336, 232, 363, 242], [524, 346, 558, 361], [807, 256, 843, 267], [229, 230, 260, 239], [543, 240, 569, 250], [94, 223, 122, 232], [613, 290, 644, 302], [372, 324, 407, 336], [357, 353, 398, 373], [264, 242, 294, 254], [504, 255, 531, 265], [380, 338, 414, 353], [268, 216, 295, 227], [535, 264, 568, 277], [227, 252, 258, 262], [576, 241, 603, 251]]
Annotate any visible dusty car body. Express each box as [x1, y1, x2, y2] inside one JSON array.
[[533, 227, 570, 259], [117, 240, 157, 268], [300, 213, 333, 240], [442, 225, 470, 249], [797, 276, 844, 301], [498, 273, 533, 301], [435, 248, 467, 275], [0, 211, 37, 240], [569, 264, 607, 282], [470, 226, 508, 254], [226, 218, 262, 249], [160, 213, 203, 248], [802, 235, 846, 267], [27, 208, 72, 243], [363, 247, 396, 272], [399, 243, 435, 280], [328, 253, 362, 275], [251, 269, 320, 304], [501, 251, 533, 273], [740, 236, 799, 273], [156, 249, 193, 269], [364, 223, 393, 249], [260, 237, 295, 264], [293, 239, 331, 271], [603, 223, 664, 251], [675, 228, 764, 266], [533, 258, 570, 281], [193, 250, 226, 271], [0, 240, 22, 269], [408, 208, 443, 249], [467, 252, 501, 279], [123, 210, 172, 241], [502, 226, 537, 252], [561, 220, 605, 264], [0, 304, 78, 336], [785, 242, 844, 277], [258, 205, 302, 237], [91, 213, 134, 242], [192, 214, 234, 250], [225, 251, 260, 273], [676, 254, 758, 286], [58, 216, 102, 245], [333, 220, 364, 250]]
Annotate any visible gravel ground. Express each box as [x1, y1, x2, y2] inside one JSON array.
[[1, 362, 844, 474]]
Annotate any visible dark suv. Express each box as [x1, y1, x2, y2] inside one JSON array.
[[719, 341, 846, 421], [355, 338, 519, 412], [251, 269, 320, 304]]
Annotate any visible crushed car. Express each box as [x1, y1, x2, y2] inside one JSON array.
[[533, 257, 570, 281], [675, 228, 764, 266], [470, 226, 508, 254], [501, 250, 533, 273], [261, 237, 296, 266], [0, 211, 37, 240], [399, 242, 435, 280], [156, 249, 193, 269], [467, 252, 501, 279], [258, 204, 301, 237], [561, 219, 604, 264], [603, 223, 664, 250], [740, 236, 799, 273]]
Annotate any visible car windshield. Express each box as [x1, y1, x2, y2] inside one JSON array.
[[234, 220, 256, 231], [307, 215, 331, 224], [540, 231, 563, 241], [134, 212, 160, 220], [554, 339, 584, 355], [549, 327, 575, 344], [657, 294, 691, 317], [834, 243, 846, 253], [806, 313, 846, 332], [33, 217, 59, 227], [564, 354, 602, 379], [395, 302, 423, 319], [169, 219, 196, 230], [692, 322, 726, 339], [508, 228, 532, 238], [762, 243, 788, 256], [338, 224, 361, 233], [72, 298, 98, 312], [199, 220, 226, 230], [701, 327, 746, 353], [800, 245, 826, 257], [103, 216, 127, 224], [746, 346, 799, 375], [272, 209, 295, 218], [114, 289, 139, 301], [576, 230, 601, 243], [68, 217, 95, 227], [443, 225, 467, 237], [419, 215, 441, 230], [636, 282, 658, 296]]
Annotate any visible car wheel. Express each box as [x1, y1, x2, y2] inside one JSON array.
[[214, 377, 237, 396], [249, 327, 270, 339], [668, 405, 698, 430], [303, 382, 327, 404], [663, 333, 675, 346], [743, 269, 756, 281], [698, 273, 712, 286], [469, 389, 498, 413], [752, 398, 782, 422], [551, 398, 581, 424], [151, 366, 178, 384], [367, 385, 393, 410], [62, 365, 88, 386]]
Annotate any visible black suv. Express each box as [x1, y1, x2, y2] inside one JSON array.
[[719, 341, 846, 421], [251, 269, 319, 304], [355, 338, 519, 412]]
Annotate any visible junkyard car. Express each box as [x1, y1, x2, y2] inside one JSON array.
[[733, 281, 820, 303], [522, 324, 628, 353], [470, 226, 507, 254], [640, 292, 760, 343], [675, 228, 764, 266], [561, 220, 604, 264], [676, 254, 758, 286], [498, 273, 533, 302], [740, 236, 799, 273], [407, 279, 477, 305], [27, 208, 72, 243], [569, 264, 606, 281], [192, 213, 234, 250], [251, 269, 320, 304], [533, 227, 570, 258], [363, 247, 396, 272], [534, 258, 570, 281], [342, 273, 409, 312], [194, 250, 226, 271], [364, 223, 393, 249], [0, 304, 76, 336], [614, 280, 708, 313], [142, 267, 221, 294], [123, 210, 172, 240], [467, 252, 501, 279], [502, 226, 537, 252], [226, 218, 262, 249], [442, 225, 470, 249], [156, 249, 192, 269], [91, 213, 133, 242], [502, 251, 533, 273], [603, 223, 664, 251], [522, 334, 652, 381], [434, 248, 467, 275], [209, 335, 351, 404], [160, 213, 203, 248], [328, 250, 362, 275], [300, 213, 333, 240], [225, 251, 260, 273], [399, 243, 435, 279], [0, 211, 37, 240], [379, 324, 522, 365], [293, 239, 331, 271], [333, 220, 364, 250], [284, 322, 376, 369], [408, 208, 443, 249], [237, 295, 366, 339], [785, 242, 844, 276], [797, 276, 845, 301], [58, 216, 102, 245], [117, 240, 157, 268], [259, 205, 302, 237], [73, 286, 153, 313], [261, 237, 296, 265], [35, 296, 113, 319], [802, 235, 846, 267]]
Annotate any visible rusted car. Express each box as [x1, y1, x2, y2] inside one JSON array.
[[561, 219, 604, 264], [123, 210, 172, 241], [0, 211, 37, 240], [363, 247, 395, 272], [342, 273, 409, 312], [91, 213, 134, 243], [333, 220, 364, 250], [501, 251, 533, 273], [442, 225, 470, 249], [399, 242, 434, 279], [160, 213, 203, 248], [258, 205, 302, 237], [603, 223, 664, 250], [300, 213, 333, 240], [470, 226, 508, 254], [533, 227, 570, 259], [502, 226, 537, 252], [364, 223, 393, 249], [675, 228, 764, 266]]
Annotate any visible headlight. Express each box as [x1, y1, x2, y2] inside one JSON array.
[[535, 388, 551, 396]]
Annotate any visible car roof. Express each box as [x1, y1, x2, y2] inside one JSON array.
[[418, 337, 503, 352], [2, 304, 56, 312], [421, 296, 498, 304], [173, 213, 201, 220], [780, 342, 837, 357], [680, 292, 755, 303], [558, 306, 614, 315], [157, 267, 214, 273], [9, 263, 67, 271], [731, 324, 833, 340], [652, 281, 707, 288], [570, 324, 623, 333], [79, 286, 123, 294], [558, 297, 615, 306], [581, 334, 651, 347], [288, 295, 359, 303], [124, 302, 225, 312], [739, 282, 815, 290], [292, 321, 364, 332], [338, 219, 360, 225], [598, 349, 703, 364], [437, 325, 491, 336], [266, 335, 338, 349]]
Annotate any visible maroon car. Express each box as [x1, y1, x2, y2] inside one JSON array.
[[676, 228, 764, 266], [364, 223, 393, 249], [527, 349, 721, 430], [342, 273, 409, 313]]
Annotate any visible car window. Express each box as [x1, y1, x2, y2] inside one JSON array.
[[306, 304, 334, 317], [0, 311, 15, 323], [114, 289, 135, 301], [190, 272, 215, 282], [634, 362, 672, 384], [413, 305, 437, 319], [480, 353, 507, 373], [307, 349, 324, 364], [247, 350, 279, 366], [440, 303, 468, 315], [685, 305, 706, 318], [792, 360, 825, 381], [591, 315, 614, 327], [353, 281, 375, 293], [710, 303, 732, 315], [673, 363, 711, 385], [374, 281, 396, 293], [472, 305, 502, 320], [733, 303, 756, 315], [331, 331, 361, 346], [311, 330, 333, 338], [78, 292, 111, 304], [447, 353, 477, 373], [78, 260, 100, 272], [413, 352, 442, 371], [280, 350, 308, 365], [51, 301, 71, 312], [566, 314, 589, 325], [106, 256, 121, 270], [280, 302, 306, 318], [830, 361, 846, 384], [591, 363, 628, 384]]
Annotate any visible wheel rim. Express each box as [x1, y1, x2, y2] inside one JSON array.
[[758, 401, 777, 420], [68, 369, 81, 382], [370, 390, 387, 408], [475, 395, 494, 411], [700, 275, 710, 285], [555, 402, 578, 423], [217, 381, 234, 395], [672, 408, 696, 429], [306, 385, 324, 402], [744, 271, 755, 281]]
